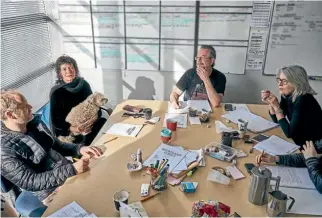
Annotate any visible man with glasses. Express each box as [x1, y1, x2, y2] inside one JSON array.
[[170, 45, 226, 108]]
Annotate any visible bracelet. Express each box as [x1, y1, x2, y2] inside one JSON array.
[[275, 108, 283, 115]]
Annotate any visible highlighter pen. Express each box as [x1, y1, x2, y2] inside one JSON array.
[[157, 159, 165, 171], [155, 160, 160, 169]]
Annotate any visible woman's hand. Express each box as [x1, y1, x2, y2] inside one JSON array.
[[256, 152, 279, 164], [261, 90, 271, 104], [302, 141, 318, 159], [266, 93, 280, 111]]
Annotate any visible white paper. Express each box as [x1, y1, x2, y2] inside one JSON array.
[[215, 121, 235, 134], [190, 149, 206, 167], [106, 123, 143, 137], [265, 165, 316, 189], [233, 104, 250, 112], [86, 214, 98, 218], [120, 201, 148, 217], [222, 110, 279, 133], [277, 187, 322, 215], [167, 101, 189, 114], [143, 143, 188, 172], [189, 116, 201, 125], [254, 135, 300, 155], [163, 113, 187, 128], [167, 100, 212, 114], [145, 116, 160, 124], [48, 201, 88, 217], [187, 100, 212, 112], [251, 1, 274, 27], [246, 28, 270, 71]]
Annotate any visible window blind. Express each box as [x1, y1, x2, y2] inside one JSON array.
[[1, 0, 55, 111]]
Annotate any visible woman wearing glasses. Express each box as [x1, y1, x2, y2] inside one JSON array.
[[261, 65, 322, 149]]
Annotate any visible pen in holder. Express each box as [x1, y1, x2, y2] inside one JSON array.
[[149, 160, 169, 191]]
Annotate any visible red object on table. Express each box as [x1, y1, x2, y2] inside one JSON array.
[[166, 119, 177, 131]]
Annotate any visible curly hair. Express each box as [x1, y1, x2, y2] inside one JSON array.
[[55, 55, 80, 84], [0, 90, 24, 120]]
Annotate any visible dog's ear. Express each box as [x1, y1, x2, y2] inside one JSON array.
[[93, 92, 108, 107]]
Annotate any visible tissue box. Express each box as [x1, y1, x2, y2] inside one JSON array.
[[180, 182, 198, 193], [191, 200, 230, 217]]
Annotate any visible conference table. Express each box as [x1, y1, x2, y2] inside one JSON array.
[[43, 100, 299, 217]]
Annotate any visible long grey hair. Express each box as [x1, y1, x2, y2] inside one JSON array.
[[276, 65, 317, 102]]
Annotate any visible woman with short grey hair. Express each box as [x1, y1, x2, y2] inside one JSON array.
[[261, 65, 322, 149]]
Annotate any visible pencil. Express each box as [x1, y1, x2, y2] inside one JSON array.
[[259, 150, 265, 166], [73, 158, 79, 162], [102, 136, 118, 144], [140, 192, 160, 202]]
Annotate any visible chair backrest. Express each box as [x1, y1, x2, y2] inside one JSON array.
[[0, 176, 15, 193], [40, 102, 51, 129]]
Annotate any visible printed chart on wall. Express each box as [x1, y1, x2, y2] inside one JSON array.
[[264, 1, 322, 77]]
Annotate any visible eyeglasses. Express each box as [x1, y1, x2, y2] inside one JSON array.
[[276, 78, 289, 85], [195, 56, 211, 61]]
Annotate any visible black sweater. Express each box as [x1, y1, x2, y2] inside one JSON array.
[[270, 94, 322, 148], [278, 153, 322, 194], [49, 77, 92, 137]]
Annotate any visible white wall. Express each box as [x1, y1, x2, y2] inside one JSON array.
[[80, 68, 322, 108]]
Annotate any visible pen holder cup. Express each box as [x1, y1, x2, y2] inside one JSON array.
[[150, 173, 167, 191]]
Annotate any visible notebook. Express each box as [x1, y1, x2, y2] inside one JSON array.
[[222, 109, 279, 133]]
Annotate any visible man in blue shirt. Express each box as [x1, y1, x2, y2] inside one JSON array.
[[170, 45, 226, 108]]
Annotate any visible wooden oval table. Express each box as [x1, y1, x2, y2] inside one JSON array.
[[43, 100, 301, 217]]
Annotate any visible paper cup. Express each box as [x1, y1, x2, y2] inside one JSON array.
[[237, 118, 248, 138], [113, 190, 129, 211], [166, 119, 177, 131], [161, 128, 172, 143]]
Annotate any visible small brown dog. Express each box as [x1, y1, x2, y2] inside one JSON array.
[[58, 92, 108, 143]]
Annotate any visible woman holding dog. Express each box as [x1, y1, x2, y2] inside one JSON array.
[[261, 65, 322, 149], [50, 55, 107, 145]]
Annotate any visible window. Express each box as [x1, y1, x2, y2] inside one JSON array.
[[1, 0, 55, 110]]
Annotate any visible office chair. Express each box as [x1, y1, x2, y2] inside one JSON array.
[[1, 176, 47, 217]]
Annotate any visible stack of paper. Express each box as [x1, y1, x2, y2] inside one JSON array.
[[254, 135, 299, 155], [167, 100, 212, 114], [266, 165, 322, 215], [266, 165, 315, 189], [279, 187, 322, 215], [163, 113, 187, 128], [120, 202, 148, 217], [105, 123, 144, 137], [143, 144, 197, 173], [48, 201, 97, 217], [222, 109, 279, 133]]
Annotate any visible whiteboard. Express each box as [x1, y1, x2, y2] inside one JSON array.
[[199, 13, 251, 40], [96, 42, 125, 69], [92, 13, 124, 37], [200, 1, 253, 7], [126, 13, 159, 38], [160, 44, 194, 72], [264, 1, 322, 76], [214, 46, 247, 75], [55, 1, 259, 74], [126, 42, 159, 70], [161, 13, 195, 39], [63, 40, 95, 69]]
